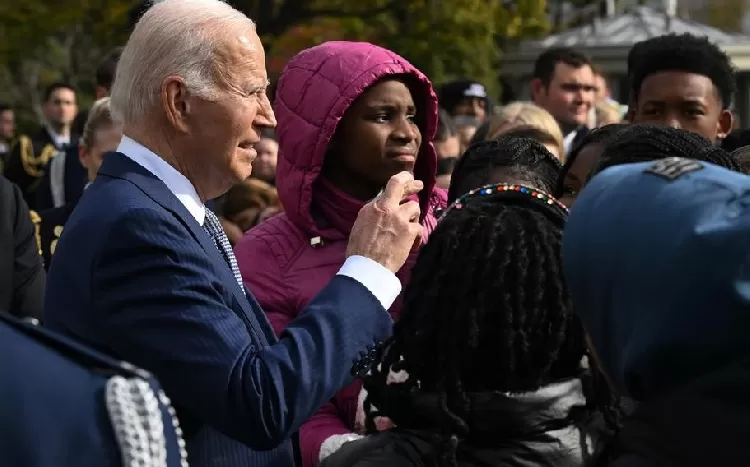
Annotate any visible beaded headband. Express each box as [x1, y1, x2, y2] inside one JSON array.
[[438, 183, 569, 222]]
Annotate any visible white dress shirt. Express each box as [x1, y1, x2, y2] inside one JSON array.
[[117, 135, 402, 311]]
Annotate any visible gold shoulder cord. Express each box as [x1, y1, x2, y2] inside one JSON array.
[[28, 210, 42, 255], [19, 136, 57, 178], [51, 225, 64, 256]]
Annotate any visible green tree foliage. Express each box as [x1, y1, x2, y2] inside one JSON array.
[[245, 0, 549, 101], [0, 0, 134, 130], [699, 0, 749, 33]]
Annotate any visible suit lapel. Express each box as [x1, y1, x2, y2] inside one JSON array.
[[98, 153, 269, 345]]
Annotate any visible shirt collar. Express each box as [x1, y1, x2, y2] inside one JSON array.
[[116, 135, 206, 225]]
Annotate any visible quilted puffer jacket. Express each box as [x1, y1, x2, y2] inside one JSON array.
[[234, 41, 447, 467]]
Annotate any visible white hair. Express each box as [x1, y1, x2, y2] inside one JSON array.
[[110, 0, 254, 124]]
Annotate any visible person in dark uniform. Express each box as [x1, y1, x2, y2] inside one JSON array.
[[0, 102, 15, 172], [4, 83, 78, 209], [36, 48, 123, 211], [36, 97, 121, 270], [0, 175, 44, 321], [0, 312, 189, 467]]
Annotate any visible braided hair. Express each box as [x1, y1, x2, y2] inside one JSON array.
[[731, 145, 750, 174], [554, 124, 628, 198], [448, 136, 561, 203], [364, 184, 623, 467], [591, 124, 741, 178]]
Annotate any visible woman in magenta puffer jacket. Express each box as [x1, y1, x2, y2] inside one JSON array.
[[234, 41, 446, 467]]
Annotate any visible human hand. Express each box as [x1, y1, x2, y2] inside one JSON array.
[[346, 172, 423, 273]]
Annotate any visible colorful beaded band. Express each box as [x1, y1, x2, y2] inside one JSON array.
[[439, 183, 569, 220]]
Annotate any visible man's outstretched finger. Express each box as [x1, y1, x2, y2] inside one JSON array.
[[400, 180, 424, 201], [381, 172, 415, 207]]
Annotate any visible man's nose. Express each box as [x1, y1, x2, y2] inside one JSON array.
[[255, 94, 276, 128]]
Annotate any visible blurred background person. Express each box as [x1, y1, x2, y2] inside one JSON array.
[[251, 128, 278, 185], [0, 103, 15, 170], [220, 178, 282, 245], [36, 97, 122, 269], [530, 47, 595, 154], [434, 109, 460, 160]]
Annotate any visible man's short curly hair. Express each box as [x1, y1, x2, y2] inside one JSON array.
[[628, 33, 736, 110]]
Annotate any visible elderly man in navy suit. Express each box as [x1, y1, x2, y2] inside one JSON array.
[[43, 1, 424, 466]]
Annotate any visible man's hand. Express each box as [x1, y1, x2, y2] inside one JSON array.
[[346, 172, 423, 273]]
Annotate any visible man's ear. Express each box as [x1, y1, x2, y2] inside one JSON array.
[[162, 76, 191, 133], [717, 109, 734, 140], [530, 78, 546, 103], [78, 143, 88, 168]]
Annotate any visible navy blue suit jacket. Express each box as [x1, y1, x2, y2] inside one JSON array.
[[44, 152, 392, 467], [0, 312, 184, 467]]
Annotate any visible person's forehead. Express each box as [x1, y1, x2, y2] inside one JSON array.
[[639, 71, 717, 103], [552, 62, 593, 83], [50, 88, 75, 99], [219, 29, 267, 78]]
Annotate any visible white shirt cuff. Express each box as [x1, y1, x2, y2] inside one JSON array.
[[336, 255, 402, 311]]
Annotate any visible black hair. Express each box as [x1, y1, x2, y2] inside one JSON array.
[[436, 109, 457, 142], [628, 33, 736, 110], [437, 80, 492, 116], [553, 124, 629, 198], [730, 145, 750, 174], [533, 47, 592, 86], [448, 137, 561, 203], [43, 82, 76, 103], [363, 188, 622, 466], [437, 157, 457, 177], [96, 47, 124, 90], [592, 124, 741, 178], [0, 102, 10, 114]]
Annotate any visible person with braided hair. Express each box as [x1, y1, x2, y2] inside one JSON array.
[[627, 33, 735, 143], [320, 183, 620, 467], [554, 124, 628, 207], [590, 124, 740, 179], [448, 135, 561, 203], [730, 145, 750, 174]]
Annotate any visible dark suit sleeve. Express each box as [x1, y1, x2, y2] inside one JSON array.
[[92, 208, 392, 450], [9, 181, 45, 320]]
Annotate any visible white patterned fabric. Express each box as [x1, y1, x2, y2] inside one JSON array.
[[203, 209, 245, 295]]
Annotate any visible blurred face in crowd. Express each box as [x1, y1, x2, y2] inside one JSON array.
[[533, 62, 595, 128], [252, 137, 278, 182], [452, 97, 487, 121], [0, 109, 14, 140], [434, 134, 461, 159], [594, 73, 609, 103], [165, 27, 276, 201], [631, 71, 732, 143], [79, 123, 123, 182], [44, 87, 77, 129], [325, 78, 422, 200], [559, 142, 605, 207]]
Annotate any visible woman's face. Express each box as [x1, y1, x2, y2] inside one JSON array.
[[559, 143, 604, 207], [325, 78, 422, 200], [252, 137, 278, 182], [79, 124, 123, 182]]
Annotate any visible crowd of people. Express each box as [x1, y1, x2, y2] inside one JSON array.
[[1, 0, 749, 466]]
